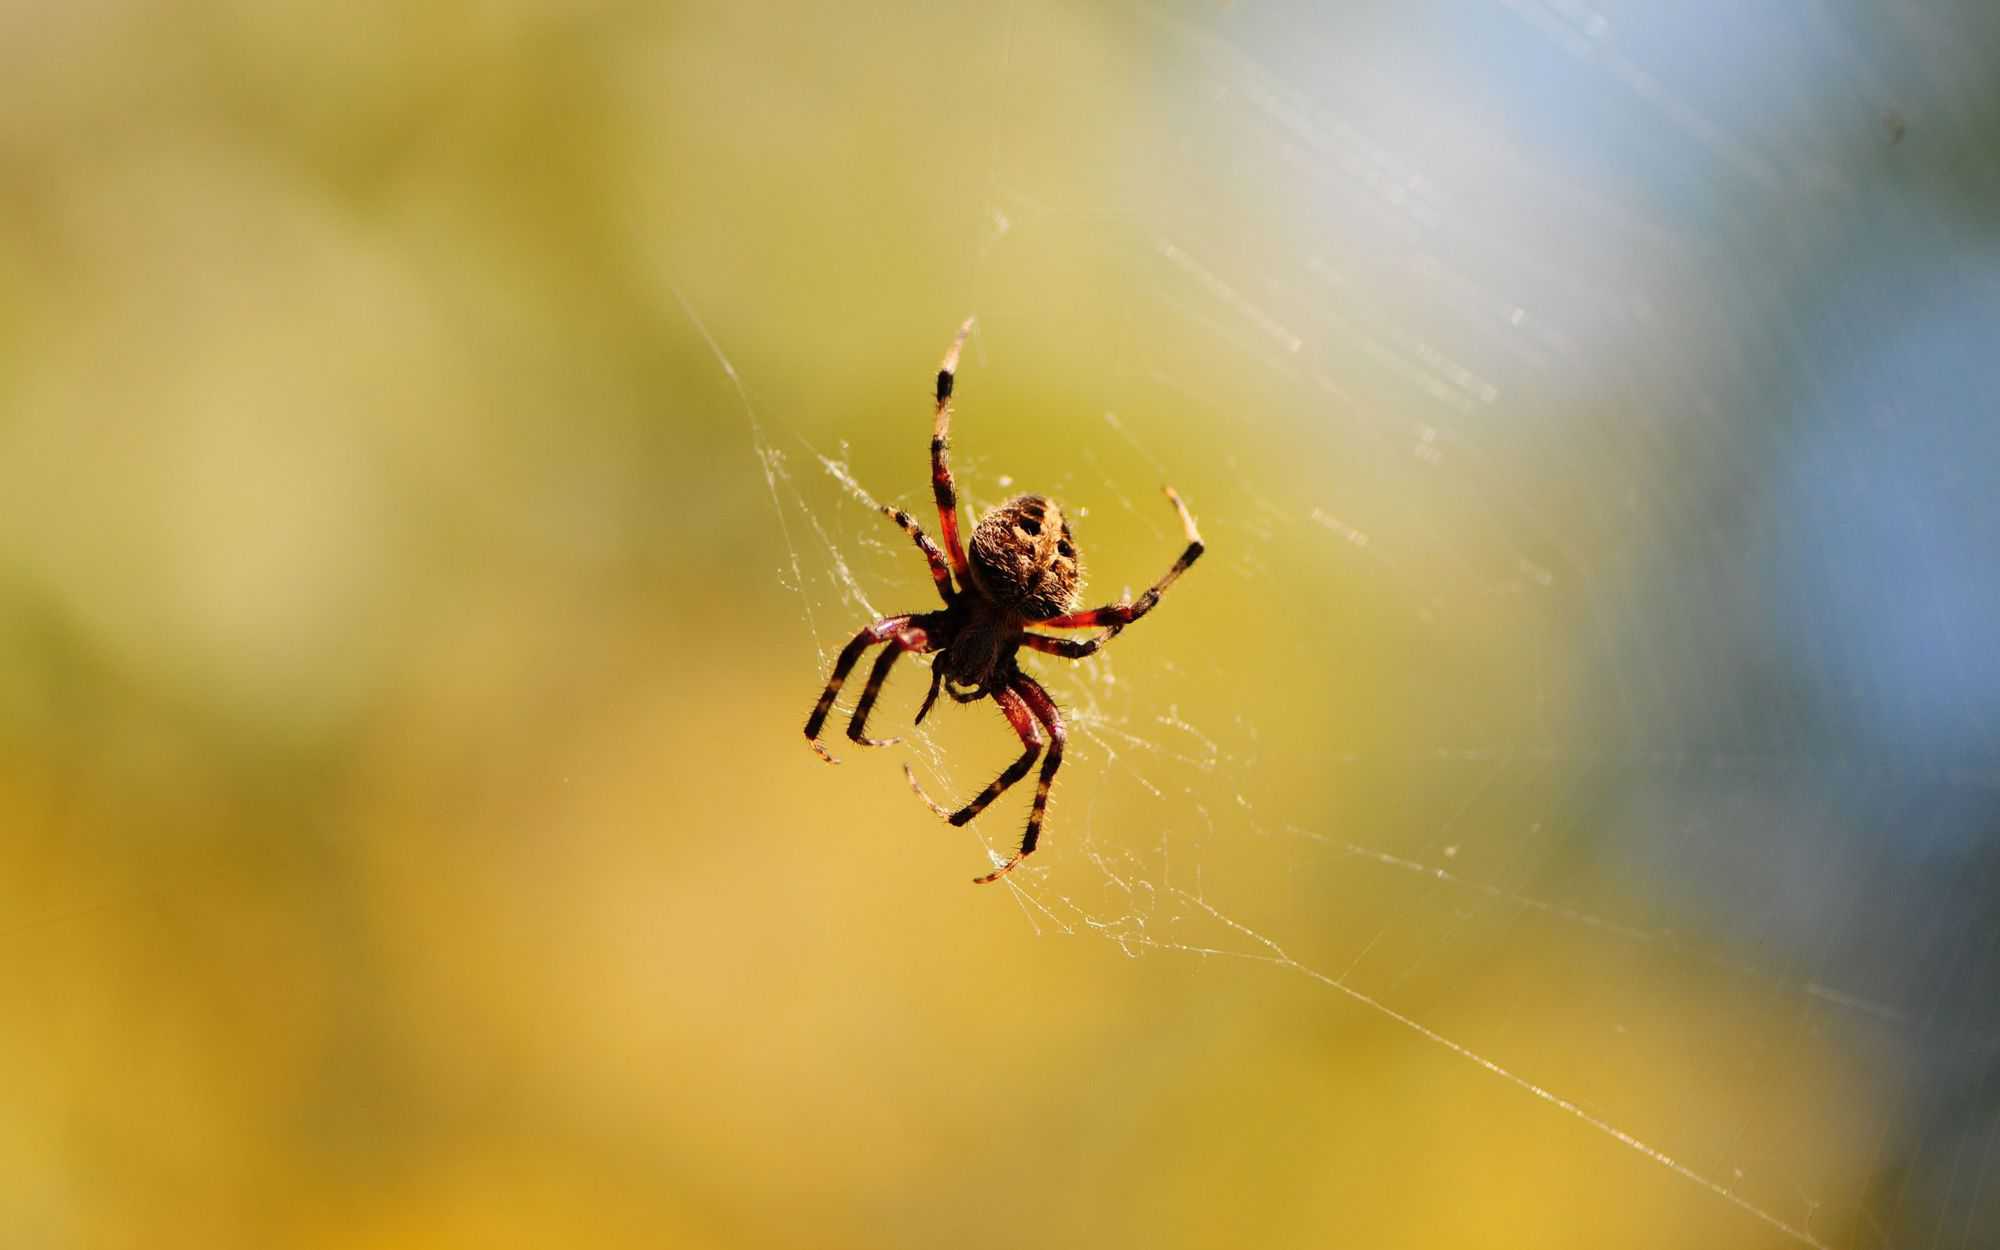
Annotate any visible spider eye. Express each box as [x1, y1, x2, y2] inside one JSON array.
[[1018, 516, 1042, 536], [1056, 540, 1074, 559]]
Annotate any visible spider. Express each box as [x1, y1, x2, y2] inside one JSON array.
[[803, 318, 1205, 883]]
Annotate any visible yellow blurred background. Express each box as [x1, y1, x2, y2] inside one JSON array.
[[5, 2, 1998, 1247]]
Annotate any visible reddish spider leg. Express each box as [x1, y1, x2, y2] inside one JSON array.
[[874, 503, 955, 604], [804, 614, 929, 763], [903, 672, 1065, 883], [930, 316, 976, 579], [978, 674, 1066, 884], [1024, 486, 1204, 656], [803, 320, 973, 764], [844, 622, 934, 748]]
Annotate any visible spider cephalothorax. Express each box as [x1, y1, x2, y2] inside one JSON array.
[[803, 319, 1204, 883]]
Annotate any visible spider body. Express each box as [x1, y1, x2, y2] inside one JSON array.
[[803, 319, 1205, 883]]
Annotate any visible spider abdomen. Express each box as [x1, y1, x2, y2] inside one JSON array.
[[967, 494, 1080, 620]]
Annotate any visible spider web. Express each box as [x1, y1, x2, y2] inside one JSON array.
[[680, 3, 2000, 1245]]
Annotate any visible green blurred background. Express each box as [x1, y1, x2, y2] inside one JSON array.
[[5, 2, 1998, 1247]]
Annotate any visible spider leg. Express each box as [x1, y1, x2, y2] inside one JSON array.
[[930, 317, 976, 580], [901, 684, 1042, 837], [973, 673, 1066, 885], [1020, 632, 1099, 660], [804, 614, 916, 763], [914, 660, 945, 726], [1033, 487, 1204, 649], [876, 503, 955, 605], [846, 624, 933, 747]]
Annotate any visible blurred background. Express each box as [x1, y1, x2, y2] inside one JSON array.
[[4, 1, 1998, 1246]]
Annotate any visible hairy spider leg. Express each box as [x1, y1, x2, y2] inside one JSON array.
[[914, 661, 945, 726], [845, 624, 934, 747], [876, 503, 955, 605], [903, 683, 1043, 833], [930, 317, 976, 580], [1019, 633, 1095, 659], [1033, 486, 1204, 654], [972, 673, 1067, 885], [804, 614, 918, 763]]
